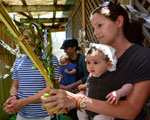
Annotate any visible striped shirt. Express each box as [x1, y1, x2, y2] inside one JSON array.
[[12, 55, 60, 119]]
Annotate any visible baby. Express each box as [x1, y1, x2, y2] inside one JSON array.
[[59, 54, 77, 92], [77, 43, 133, 120]]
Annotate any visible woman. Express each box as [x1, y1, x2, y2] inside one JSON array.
[[41, 1, 150, 119]]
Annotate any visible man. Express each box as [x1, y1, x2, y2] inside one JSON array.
[[4, 28, 60, 120]]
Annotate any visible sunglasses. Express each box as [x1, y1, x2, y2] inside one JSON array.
[[99, 1, 114, 8]]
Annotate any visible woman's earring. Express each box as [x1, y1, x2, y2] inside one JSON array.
[[118, 29, 120, 36]]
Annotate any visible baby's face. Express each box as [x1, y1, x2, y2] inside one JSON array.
[[86, 51, 108, 77]]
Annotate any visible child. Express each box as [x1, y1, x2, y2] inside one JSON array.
[[77, 43, 133, 120], [59, 54, 77, 92]]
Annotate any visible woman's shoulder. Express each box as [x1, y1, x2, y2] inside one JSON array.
[[135, 44, 150, 58], [121, 44, 150, 60]]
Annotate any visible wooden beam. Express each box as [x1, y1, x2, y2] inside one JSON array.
[[18, 12, 30, 18], [20, 18, 68, 23], [5, 5, 72, 12], [21, 0, 27, 5], [21, 0, 33, 18], [51, 28, 65, 32], [44, 25, 65, 30], [20, 0, 33, 18], [54, 0, 57, 5]]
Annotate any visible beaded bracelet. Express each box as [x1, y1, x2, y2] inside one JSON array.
[[76, 96, 86, 111]]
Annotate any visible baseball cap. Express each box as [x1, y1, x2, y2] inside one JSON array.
[[60, 38, 79, 50]]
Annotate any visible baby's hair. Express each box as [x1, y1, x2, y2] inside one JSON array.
[[87, 46, 110, 62], [60, 54, 70, 62]]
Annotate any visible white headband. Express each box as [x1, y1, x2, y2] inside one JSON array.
[[87, 43, 117, 72]]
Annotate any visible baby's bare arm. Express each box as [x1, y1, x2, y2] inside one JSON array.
[[64, 68, 76, 74], [117, 84, 133, 97], [106, 84, 133, 104]]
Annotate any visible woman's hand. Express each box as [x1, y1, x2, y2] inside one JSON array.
[[41, 89, 77, 115]]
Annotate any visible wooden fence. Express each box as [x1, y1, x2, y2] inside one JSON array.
[[0, 22, 16, 120]]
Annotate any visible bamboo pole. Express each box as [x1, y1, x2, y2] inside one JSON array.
[[82, 0, 85, 30], [0, 2, 54, 89], [82, 0, 86, 54]]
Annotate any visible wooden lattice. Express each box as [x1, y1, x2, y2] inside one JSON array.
[[66, 19, 72, 38], [66, 2, 82, 40], [134, 0, 150, 47]]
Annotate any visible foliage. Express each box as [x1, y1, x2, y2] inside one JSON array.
[[9, 114, 16, 120], [26, 23, 60, 88]]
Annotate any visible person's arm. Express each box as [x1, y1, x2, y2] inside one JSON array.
[[85, 81, 150, 119], [10, 80, 18, 97], [19, 86, 50, 106], [64, 80, 82, 91], [106, 83, 133, 104], [41, 80, 150, 119], [65, 68, 76, 74], [8, 85, 50, 113], [4, 80, 19, 114], [117, 83, 133, 97]]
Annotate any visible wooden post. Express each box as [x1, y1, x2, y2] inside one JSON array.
[[82, 0, 85, 30], [82, 0, 86, 54]]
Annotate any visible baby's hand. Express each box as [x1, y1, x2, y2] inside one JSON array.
[[106, 91, 121, 105], [78, 83, 87, 91], [64, 69, 69, 73]]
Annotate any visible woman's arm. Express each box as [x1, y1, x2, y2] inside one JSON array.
[[41, 80, 150, 119]]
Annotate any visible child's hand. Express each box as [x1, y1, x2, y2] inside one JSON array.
[[78, 83, 87, 91], [60, 74, 64, 79], [106, 91, 121, 105], [64, 69, 69, 73]]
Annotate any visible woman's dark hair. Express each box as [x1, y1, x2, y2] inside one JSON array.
[[91, 1, 144, 45]]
